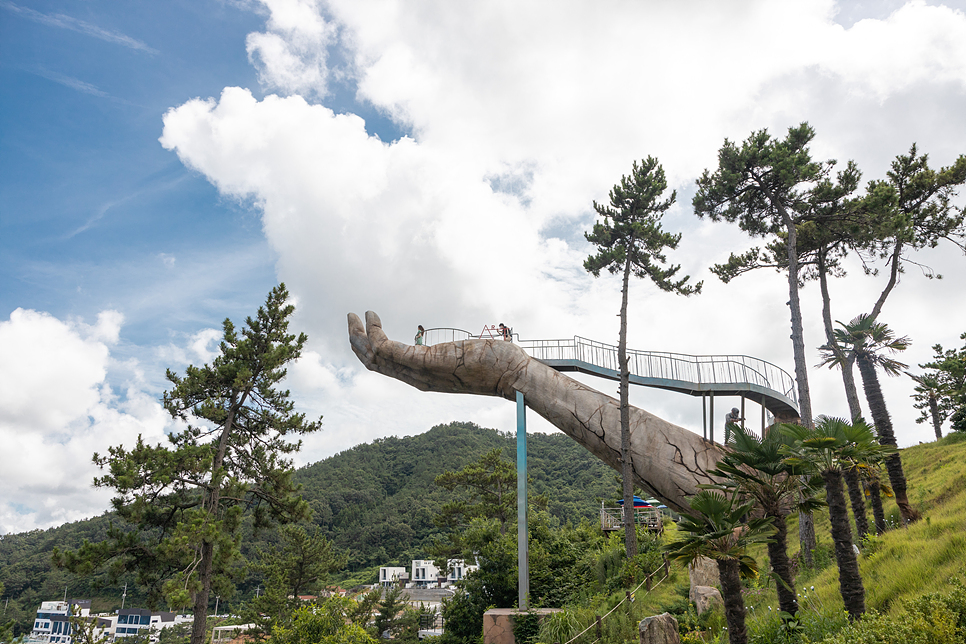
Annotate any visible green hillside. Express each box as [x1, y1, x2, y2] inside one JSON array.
[[6, 423, 965, 642], [296, 421, 616, 572]]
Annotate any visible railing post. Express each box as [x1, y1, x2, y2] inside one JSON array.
[[709, 391, 715, 444], [702, 393, 707, 442]]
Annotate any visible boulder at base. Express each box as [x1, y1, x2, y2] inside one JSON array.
[[690, 585, 723, 615], [639, 612, 681, 644], [688, 556, 720, 590]]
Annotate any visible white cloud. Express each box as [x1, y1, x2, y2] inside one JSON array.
[[246, 0, 336, 97], [0, 309, 168, 534], [155, 0, 966, 468]]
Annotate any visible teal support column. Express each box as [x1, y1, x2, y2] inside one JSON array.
[[516, 390, 529, 610]]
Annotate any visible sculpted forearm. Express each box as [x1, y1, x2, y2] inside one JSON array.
[[348, 311, 723, 512]]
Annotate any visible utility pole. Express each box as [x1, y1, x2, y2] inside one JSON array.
[[214, 596, 220, 617], [121, 583, 127, 610]]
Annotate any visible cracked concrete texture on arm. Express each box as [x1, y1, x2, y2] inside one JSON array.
[[349, 311, 724, 513]]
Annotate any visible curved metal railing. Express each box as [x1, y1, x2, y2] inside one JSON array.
[[421, 328, 798, 413], [519, 336, 798, 405]]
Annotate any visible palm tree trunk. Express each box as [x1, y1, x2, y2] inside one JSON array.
[[798, 496, 816, 569], [766, 511, 798, 616], [717, 558, 749, 644], [870, 484, 886, 534], [822, 468, 865, 621], [845, 468, 869, 541], [855, 354, 919, 524], [619, 256, 637, 559]]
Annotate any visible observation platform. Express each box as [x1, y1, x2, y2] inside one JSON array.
[[422, 327, 800, 422]]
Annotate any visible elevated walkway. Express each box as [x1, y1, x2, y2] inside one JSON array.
[[422, 328, 799, 420]]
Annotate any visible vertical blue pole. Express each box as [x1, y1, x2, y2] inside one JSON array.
[[516, 390, 529, 610]]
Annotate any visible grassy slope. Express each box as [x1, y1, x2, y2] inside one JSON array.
[[735, 432, 966, 631], [585, 434, 966, 643]]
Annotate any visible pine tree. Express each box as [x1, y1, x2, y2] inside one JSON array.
[[55, 284, 322, 644], [584, 156, 701, 558]]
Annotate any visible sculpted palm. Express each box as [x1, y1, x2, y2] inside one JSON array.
[[705, 425, 820, 617], [819, 313, 919, 524], [665, 491, 774, 644]]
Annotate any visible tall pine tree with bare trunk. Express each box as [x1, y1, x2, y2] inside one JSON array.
[[693, 123, 832, 565], [55, 284, 322, 644], [585, 156, 701, 558]]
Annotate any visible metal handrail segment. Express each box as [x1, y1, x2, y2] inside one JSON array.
[[421, 329, 798, 415]]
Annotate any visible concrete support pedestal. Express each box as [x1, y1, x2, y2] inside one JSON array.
[[482, 608, 562, 644]]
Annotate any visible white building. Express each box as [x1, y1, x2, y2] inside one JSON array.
[[409, 560, 439, 588], [445, 560, 477, 584], [378, 566, 409, 587], [30, 600, 91, 644], [404, 559, 478, 588]]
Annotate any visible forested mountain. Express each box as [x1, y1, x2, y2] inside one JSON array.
[[297, 421, 615, 571], [0, 422, 615, 632]]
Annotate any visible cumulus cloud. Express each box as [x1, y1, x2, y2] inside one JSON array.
[[246, 0, 337, 97], [156, 0, 966, 467], [0, 309, 168, 534]]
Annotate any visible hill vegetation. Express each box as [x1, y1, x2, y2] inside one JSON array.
[[5, 424, 966, 642], [0, 421, 615, 636]]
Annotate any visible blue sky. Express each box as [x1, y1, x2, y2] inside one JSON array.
[[2, 0, 966, 533], [2, 1, 269, 342]]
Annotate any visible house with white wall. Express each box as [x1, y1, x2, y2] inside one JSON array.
[[378, 566, 408, 587], [30, 600, 91, 644]]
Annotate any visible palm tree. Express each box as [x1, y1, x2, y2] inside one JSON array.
[[705, 425, 821, 617], [859, 464, 893, 535], [781, 417, 896, 621], [819, 313, 919, 524], [665, 490, 775, 644]]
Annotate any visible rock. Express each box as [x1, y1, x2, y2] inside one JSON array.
[[639, 613, 681, 644], [690, 585, 723, 615], [688, 556, 719, 590]]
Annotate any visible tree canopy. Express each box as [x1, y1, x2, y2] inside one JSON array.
[[55, 284, 322, 644], [585, 155, 700, 558]]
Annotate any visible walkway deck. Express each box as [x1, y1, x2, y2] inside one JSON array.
[[423, 328, 799, 418]]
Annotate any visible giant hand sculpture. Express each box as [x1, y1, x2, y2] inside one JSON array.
[[348, 311, 724, 513]]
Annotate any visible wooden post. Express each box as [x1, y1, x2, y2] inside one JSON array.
[[663, 554, 670, 577], [596, 616, 602, 640]]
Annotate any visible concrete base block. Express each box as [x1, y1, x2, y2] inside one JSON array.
[[482, 608, 562, 644]]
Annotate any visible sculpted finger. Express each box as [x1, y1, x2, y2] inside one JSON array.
[[347, 313, 376, 369], [364, 310, 391, 351]]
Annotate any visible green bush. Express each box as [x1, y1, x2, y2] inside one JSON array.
[[807, 578, 966, 644]]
